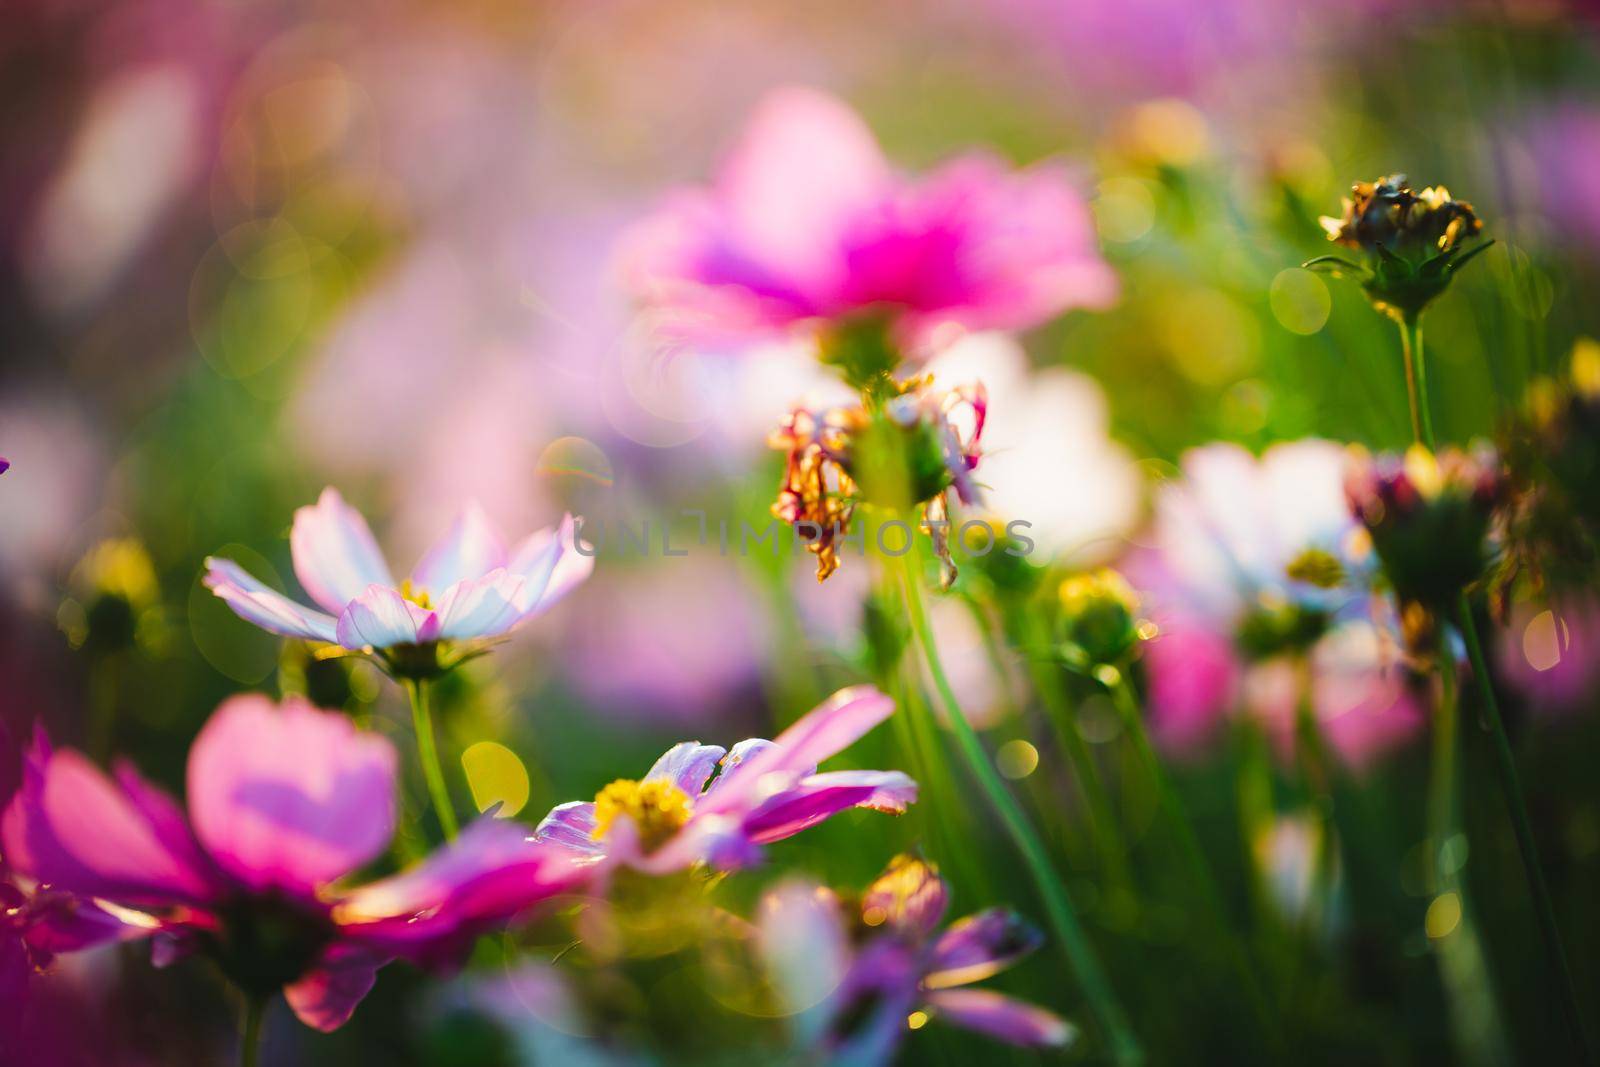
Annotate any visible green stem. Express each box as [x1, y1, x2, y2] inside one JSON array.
[[1108, 673, 1277, 1048], [896, 551, 1142, 1066], [1399, 314, 1436, 450], [1426, 655, 1459, 895], [406, 678, 459, 840], [1456, 595, 1590, 1063], [240, 996, 264, 1067], [1022, 613, 1131, 887]]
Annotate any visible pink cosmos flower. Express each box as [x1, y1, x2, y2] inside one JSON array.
[[533, 685, 916, 873], [0, 695, 589, 1031], [1127, 441, 1424, 767], [203, 488, 592, 665], [619, 86, 1116, 351], [1497, 595, 1600, 714], [759, 855, 1073, 1061]]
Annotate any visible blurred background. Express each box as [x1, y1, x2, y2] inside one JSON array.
[[4, 0, 1600, 1063]]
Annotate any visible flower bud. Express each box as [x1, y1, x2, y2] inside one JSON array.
[[1345, 444, 1504, 606], [1057, 568, 1142, 666]]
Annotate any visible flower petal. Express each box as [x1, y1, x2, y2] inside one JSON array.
[[531, 801, 605, 857], [333, 818, 589, 966], [924, 988, 1075, 1047], [699, 686, 894, 815], [291, 488, 395, 614], [431, 569, 528, 641], [284, 943, 388, 1032], [505, 515, 594, 619], [1, 734, 217, 907], [186, 695, 398, 898], [741, 770, 917, 845], [335, 585, 441, 650], [925, 908, 1042, 989], [410, 502, 507, 592], [203, 557, 338, 643], [643, 742, 728, 796]]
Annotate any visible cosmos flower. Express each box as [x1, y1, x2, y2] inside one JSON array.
[[203, 488, 591, 675], [769, 374, 986, 585], [620, 86, 1115, 353], [533, 686, 916, 873], [1309, 174, 1490, 321], [1, 695, 589, 1031], [1128, 440, 1424, 766], [759, 855, 1073, 1062]]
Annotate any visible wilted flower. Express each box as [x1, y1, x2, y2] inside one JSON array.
[[1, 695, 589, 1031], [204, 488, 591, 677], [1345, 444, 1504, 608], [1309, 174, 1490, 321], [770, 376, 986, 585], [759, 855, 1073, 1062], [534, 686, 916, 873], [620, 86, 1115, 355]]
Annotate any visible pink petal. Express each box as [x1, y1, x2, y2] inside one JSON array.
[[531, 801, 605, 857], [924, 988, 1075, 1047], [506, 514, 594, 619], [925, 908, 1042, 989], [186, 695, 398, 898], [203, 558, 338, 643], [741, 770, 917, 845], [290, 488, 395, 614], [715, 87, 889, 296], [699, 686, 894, 815], [410, 502, 507, 593], [333, 818, 589, 966], [431, 569, 527, 641], [1, 737, 217, 907], [642, 742, 728, 796], [335, 584, 441, 650], [284, 943, 388, 1032]]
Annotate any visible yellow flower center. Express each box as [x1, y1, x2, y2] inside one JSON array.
[[398, 578, 433, 609], [591, 778, 693, 851], [1284, 547, 1345, 590]]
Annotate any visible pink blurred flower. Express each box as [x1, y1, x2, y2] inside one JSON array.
[[534, 685, 915, 873], [1521, 105, 1600, 251], [1129, 441, 1423, 766], [620, 86, 1115, 351], [758, 855, 1073, 1060], [1, 695, 588, 1031], [1497, 596, 1600, 714], [204, 488, 591, 663]]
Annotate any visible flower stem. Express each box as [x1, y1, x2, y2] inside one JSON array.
[[406, 678, 459, 840], [895, 551, 1142, 1066], [1107, 671, 1277, 1048], [239, 996, 264, 1067], [1399, 314, 1436, 450], [1455, 594, 1590, 1063]]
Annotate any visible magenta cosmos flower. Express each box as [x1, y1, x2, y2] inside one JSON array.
[[760, 855, 1072, 1062], [1, 695, 589, 1031], [619, 86, 1116, 351], [204, 488, 591, 672], [533, 685, 916, 873]]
